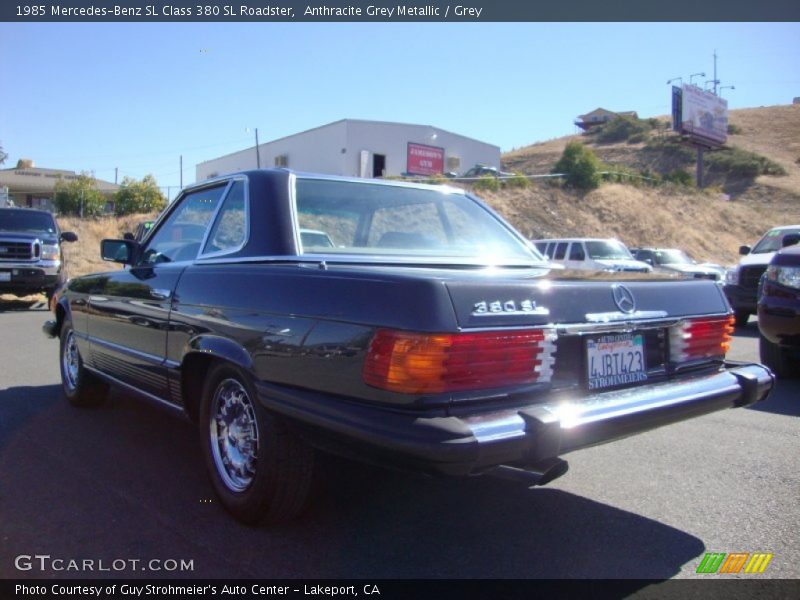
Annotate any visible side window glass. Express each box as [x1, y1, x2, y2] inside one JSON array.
[[569, 243, 586, 261], [554, 242, 568, 260], [140, 184, 227, 265], [203, 180, 246, 255]]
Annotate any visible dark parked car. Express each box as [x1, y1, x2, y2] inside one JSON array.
[[44, 170, 773, 525], [461, 164, 514, 179], [758, 237, 800, 377], [724, 225, 800, 326], [0, 208, 77, 301]]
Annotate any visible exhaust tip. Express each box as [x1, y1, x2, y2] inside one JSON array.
[[488, 457, 569, 488]]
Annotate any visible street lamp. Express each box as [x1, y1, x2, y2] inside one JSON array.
[[689, 72, 706, 86], [719, 85, 735, 98], [666, 77, 683, 86]]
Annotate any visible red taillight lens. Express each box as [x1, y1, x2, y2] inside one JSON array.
[[670, 315, 735, 362], [363, 328, 557, 394]]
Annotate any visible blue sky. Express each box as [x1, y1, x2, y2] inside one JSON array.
[[1, 22, 798, 196]]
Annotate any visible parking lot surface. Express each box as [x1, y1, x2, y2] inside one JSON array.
[[0, 306, 797, 580]]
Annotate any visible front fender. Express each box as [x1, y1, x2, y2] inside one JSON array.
[[43, 296, 73, 339]]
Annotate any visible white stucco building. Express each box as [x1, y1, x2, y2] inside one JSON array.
[[196, 119, 501, 182]]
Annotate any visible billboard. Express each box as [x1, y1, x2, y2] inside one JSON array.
[[679, 84, 728, 146], [407, 142, 444, 176]]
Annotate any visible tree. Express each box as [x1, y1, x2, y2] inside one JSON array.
[[53, 174, 107, 217], [0, 142, 7, 165], [114, 174, 167, 215], [553, 142, 602, 190]]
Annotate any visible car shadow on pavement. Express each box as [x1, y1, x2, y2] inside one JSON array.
[[733, 321, 760, 339], [0, 383, 704, 582], [748, 377, 800, 417], [0, 297, 48, 312]]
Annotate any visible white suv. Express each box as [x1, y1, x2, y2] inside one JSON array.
[[533, 238, 652, 273]]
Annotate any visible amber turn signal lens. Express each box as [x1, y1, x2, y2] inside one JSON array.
[[363, 328, 557, 394]]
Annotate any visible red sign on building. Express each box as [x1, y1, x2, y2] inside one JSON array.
[[407, 142, 444, 176]]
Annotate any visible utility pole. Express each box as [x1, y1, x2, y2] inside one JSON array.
[[696, 147, 705, 189], [115, 167, 118, 185], [255, 128, 261, 169], [713, 50, 719, 96], [180, 155, 183, 188]]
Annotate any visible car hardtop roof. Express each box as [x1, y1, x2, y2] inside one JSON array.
[[532, 237, 623, 243], [767, 224, 800, 231], [0, 207, 54, 216], [185, 168, 467, 196]]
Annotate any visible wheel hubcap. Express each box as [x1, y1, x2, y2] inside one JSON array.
[[62, 330, 80, 392], [209, 378, 259, 492]]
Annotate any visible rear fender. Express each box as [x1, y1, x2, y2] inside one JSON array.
[[184, 335, 253, 372]]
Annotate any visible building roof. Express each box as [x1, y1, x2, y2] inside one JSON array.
[[0, 166, 119, 194], [577, 108, 639, 121], [197, 118, 500, 166]]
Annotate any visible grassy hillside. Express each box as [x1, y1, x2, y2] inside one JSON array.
[[495, 104, 800, 264]]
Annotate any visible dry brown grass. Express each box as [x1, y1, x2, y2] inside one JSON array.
[[59, 212, 159, 279], [478, 182, 800, 266]]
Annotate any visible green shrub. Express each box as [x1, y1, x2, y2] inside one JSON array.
[[53, 174, 107, 217], [472, 174, 500, 192], [596, 116, 651, 144], [644, 138, 696, 164], [663, 169, 694, 186], [504, 172, 530, 188], [727, 123, 743, 135], [114, 174, 168, 216], [553, 142, 601, 190], [628, 133, 646, 144], [706, 146, 786, 178]]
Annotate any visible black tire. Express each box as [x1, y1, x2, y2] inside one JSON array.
[[759, 332, 793, 378], [199, 362, 316, 525], [734, 310, 750, 327], [59, 321, 108, 407]]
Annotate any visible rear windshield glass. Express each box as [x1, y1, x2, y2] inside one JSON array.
[[0, 210, 57, 234], [752, 228, 800, 254], [586, 240, 633, 260], [294, 178, 541, 264]]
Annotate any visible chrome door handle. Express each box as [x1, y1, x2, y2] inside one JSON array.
[[150, 289, 172, 300]]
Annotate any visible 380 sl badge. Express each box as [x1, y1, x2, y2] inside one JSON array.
[[472, 299, 550, 316]]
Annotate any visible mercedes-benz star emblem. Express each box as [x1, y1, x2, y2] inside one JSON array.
[[612, 284, 636, 314]]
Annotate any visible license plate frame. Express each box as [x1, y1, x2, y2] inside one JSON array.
[[586, 332, 647, 391]]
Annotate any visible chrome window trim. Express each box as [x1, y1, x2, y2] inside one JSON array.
[[139, 179, 232, 267], [288, 172, 303, 254], [198, 175, 251, 259]]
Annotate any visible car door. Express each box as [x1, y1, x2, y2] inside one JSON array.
[[565, 241, 586, 269], [86, 180, 232, 400]]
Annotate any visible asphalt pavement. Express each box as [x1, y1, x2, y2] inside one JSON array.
[[0, 304, 797, 582]]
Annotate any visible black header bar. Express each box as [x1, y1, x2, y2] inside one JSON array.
[[3, 0, 800, 22]]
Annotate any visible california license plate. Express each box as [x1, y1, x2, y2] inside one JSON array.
[[586, 333, 647, 390], [0, 272, 10, 282]]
